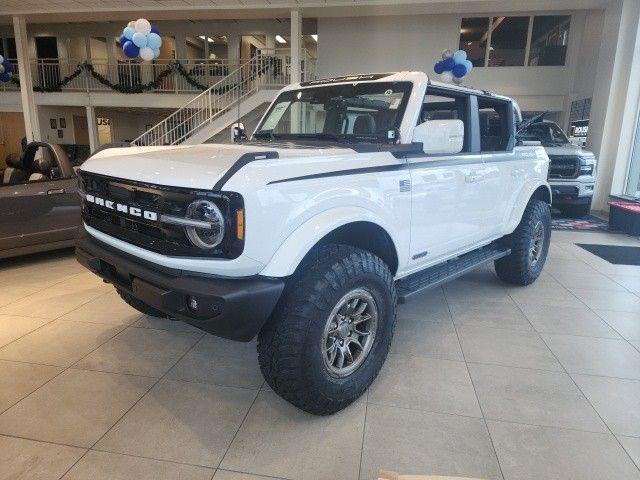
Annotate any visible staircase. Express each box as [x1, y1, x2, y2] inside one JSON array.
[[131, 52, 312, 147]]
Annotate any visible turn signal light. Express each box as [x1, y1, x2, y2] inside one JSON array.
[[236, 209, 245, 240]]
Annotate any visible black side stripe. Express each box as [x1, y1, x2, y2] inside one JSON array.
[[268, 163, 407, 185], [213, 151, 279, 191]]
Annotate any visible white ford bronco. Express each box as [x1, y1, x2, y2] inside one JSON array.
[[76, 72, 552, 415]]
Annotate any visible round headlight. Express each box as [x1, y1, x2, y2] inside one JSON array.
[[185, 199, 225, 250]]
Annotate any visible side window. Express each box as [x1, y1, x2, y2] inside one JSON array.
[[478, 98, 513, 152], [421, 89, 471, 152]]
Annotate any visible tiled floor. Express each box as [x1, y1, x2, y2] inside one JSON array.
[[2, 231, 640, 479]]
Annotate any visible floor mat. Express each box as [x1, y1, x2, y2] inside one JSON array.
[[577, 243, 640, 265], [552, 214, 610, 232]]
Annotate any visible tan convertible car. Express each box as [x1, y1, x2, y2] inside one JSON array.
[[0, 142, 80, 259]]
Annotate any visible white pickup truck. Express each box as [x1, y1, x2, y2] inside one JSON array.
[[76, 72, 552, 415]]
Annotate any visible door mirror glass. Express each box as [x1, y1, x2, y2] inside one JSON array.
[[231, 122, 247, 142], [413, 119, 464, 155]]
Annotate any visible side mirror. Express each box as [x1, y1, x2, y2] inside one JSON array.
[[231, 122, 247, 143], [413, 119, 464, 155]]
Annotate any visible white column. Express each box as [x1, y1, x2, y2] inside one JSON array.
[[12, 16, 40, 142], [589, 0, 640, 210], [227, 34, 240, 66], [290, 9, 302, 84], [265, 34, 276, 54], [86, 105, 99, 152], [105, 36, 118, 84]]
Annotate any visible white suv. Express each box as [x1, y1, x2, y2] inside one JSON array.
[[76, 72, 552, 414]]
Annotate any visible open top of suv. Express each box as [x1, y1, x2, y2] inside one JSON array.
[[76, 71, 552, 414]]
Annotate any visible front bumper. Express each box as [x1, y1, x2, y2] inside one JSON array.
[[75, 229, 284, 341], [550, 180, 594, 206]]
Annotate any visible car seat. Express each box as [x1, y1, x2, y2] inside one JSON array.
[[28, 156, 54, 182], [353, 115, 376, 135], [2, 154, 27, 185]]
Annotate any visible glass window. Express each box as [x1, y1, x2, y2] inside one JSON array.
[[459, 17, 490, 67], [528, 15, 571, 66], [422, 89, 471, 152], [478, 97, 512, 151], [255, 81, 413, 142], [625, 112, 640, 197], [489, 16, 530, 66]]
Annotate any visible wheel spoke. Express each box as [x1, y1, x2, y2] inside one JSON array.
[[354, 301, 367, 316], [335, 348, 345, 369], [352, 313, 371, 324], [347, 338, 364, 351], [343, 345, 354, 363]]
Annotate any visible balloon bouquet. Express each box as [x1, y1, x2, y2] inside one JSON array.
[[0, 55, 14, 83], [433, 49, 473, 84], [119, 19, 163, 61]]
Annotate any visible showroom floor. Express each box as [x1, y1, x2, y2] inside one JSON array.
[[2, 231, 640, 480]]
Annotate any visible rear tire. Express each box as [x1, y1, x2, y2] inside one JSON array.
[[495, 199, 551, 286], [257, 244, 396, 415], [559, 202, 591, 218], [116, 288, 167, 318]]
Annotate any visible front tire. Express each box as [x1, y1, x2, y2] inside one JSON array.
[[495, 199, 551, 286], [257, 244, 396, 415]]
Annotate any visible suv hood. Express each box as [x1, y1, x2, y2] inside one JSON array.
[[81, 143, 355, 190], [543, 142, 595, 158]]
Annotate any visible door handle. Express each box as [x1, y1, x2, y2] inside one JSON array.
[[47, 188, 66, 195], [465, 172, 483, 183]]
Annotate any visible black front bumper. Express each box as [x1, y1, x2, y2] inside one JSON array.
[[75, 230, 284, 341]]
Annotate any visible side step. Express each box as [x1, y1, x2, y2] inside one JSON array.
[[396, 245, 510, 304]]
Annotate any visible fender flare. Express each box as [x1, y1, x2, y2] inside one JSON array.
[[259, 206, 399, 278], [504, 180, 552, 234]]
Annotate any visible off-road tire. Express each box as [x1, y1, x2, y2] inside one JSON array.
[[116, 288, 167, 318], [257, 244, 397, 415], [495, 199, 551, 286], [558, 203, 591, 218]]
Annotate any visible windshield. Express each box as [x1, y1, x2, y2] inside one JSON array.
[[254, 81, 413, 143], [519, 122, 570, 145]]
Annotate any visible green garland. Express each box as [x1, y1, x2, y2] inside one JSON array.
[[9, 57, 278, 94]]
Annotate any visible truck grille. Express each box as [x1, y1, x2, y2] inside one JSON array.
[[548, 155, 580, 179], [79, 171, 239, 257]]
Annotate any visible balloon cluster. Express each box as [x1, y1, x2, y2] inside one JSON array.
[[119, 19, 162, 62], [0, 55, 14, 83], [434, 49, 473, 84]]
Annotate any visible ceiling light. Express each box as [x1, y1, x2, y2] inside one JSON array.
[[275, 35, 287, 44], [311, 34, 318, 42]]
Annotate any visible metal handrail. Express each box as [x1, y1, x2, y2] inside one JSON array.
[[131, 50, 316, 147]]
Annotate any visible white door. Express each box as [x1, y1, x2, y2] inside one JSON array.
[[408, 153, 487, 270]]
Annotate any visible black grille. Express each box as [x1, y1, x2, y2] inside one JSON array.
[[548, 155, 580, 179], [79, 172, 243, 258]]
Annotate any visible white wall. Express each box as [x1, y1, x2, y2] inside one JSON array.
[[37, 105, 85, 144], [317, 11, 600, 115]]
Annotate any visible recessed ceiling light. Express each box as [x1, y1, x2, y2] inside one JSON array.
[[311, 34, 318, 42], [275, 35, 287, 44]]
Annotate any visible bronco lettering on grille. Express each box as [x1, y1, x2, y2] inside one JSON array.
[[85, 194, 159, 221]]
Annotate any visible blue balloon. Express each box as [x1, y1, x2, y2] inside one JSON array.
[[123, 26, 135, 40], [132, 32, 148, 48], [442, 57, 456, 71], [463, 59, 473, 73], [452, 63, 468, 78], [433, 61, 445, 74], [3, 60, 13, 74], [150, 25, 160, 35], [118, 34, 127, 46], [0, 73, 11, 82], [453, 49, 467, 64], [147, 33, 162, 49], [152, 48, 161, 58], [123, 41, 140, 59]]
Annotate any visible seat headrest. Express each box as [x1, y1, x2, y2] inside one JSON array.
[[3, 168, 26, 185], [353, 115, 376, 135], [33, 156, 54, 174], [5, 153, 22, 169]]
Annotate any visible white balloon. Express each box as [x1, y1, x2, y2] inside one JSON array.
[[441, 49, 453, 59], [127, 20, 136, 28], [135, 18, 152, 35], [0, 55, 4, 63], [139, 46, 154, 61], [440, 71, 454, 83], [0, 65, 4, 75]]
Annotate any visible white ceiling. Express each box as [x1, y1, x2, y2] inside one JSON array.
[[0, 0, 610, 24]]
